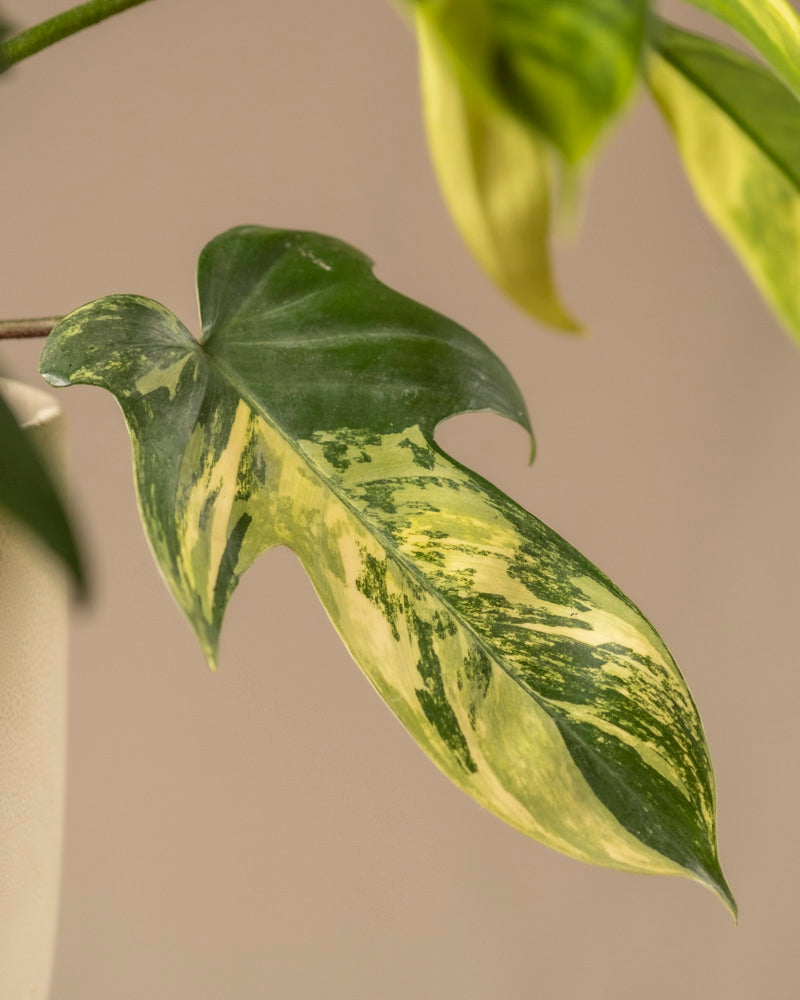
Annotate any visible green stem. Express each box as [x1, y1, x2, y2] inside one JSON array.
[[0, 0, 152, 69], [0, 318, 62, 340]]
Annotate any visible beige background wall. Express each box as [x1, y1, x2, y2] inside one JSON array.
[[1, 1, 798, 996]]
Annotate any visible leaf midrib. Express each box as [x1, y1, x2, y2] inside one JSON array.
[[202, 344, 552, 711]]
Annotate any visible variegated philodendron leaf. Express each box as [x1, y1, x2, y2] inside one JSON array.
[[647, 18, 800, 344], [40, 225, 734, 913]]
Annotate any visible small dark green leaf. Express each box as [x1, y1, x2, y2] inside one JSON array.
[[40, 226, 734, 912], [0, 383, 85, 590], [411, 0, 648, 162]]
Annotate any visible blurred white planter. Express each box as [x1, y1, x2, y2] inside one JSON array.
[[0, 380, 68, 1000]]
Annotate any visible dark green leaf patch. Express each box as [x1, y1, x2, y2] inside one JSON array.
[[412, 610, 478, 775]]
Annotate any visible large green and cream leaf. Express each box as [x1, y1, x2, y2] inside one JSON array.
[[647, 20, 800, 343], [40, 225, 734, 912]]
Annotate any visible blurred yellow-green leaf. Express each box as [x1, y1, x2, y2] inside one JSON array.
[[648, 19, 800, 342], [0, 384, 85, 590], [416, 10, 579, 329], [410, 0, 648, 162], [680, 0, 800, 94], [407, 0, 649, 327]]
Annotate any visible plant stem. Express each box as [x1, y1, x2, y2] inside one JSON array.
[[0, 0, 152, 69], [0, 318, 62, 340]]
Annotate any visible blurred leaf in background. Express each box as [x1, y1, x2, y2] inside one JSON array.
[[406, 0, 800, 346], [681, 0, 800, 94], [0, 386, 85, 591], [416, 13, 580, 329], [411, 0, 648, 161], [648, 17, 800, 344], [41, 225, 735, 914], [408, 0, 648, 327], [0, 5, 12, 74]]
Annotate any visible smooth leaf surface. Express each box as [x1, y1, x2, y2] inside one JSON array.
[[41, 225, 733, 911], [680, 0, 800, 95], [416, 10, 579, 330], [648, 19, 800, 343], [0, 384, 85, 589], [410, 0, 647, 162]]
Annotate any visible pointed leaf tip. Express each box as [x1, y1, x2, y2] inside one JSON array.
[[693, 852, 737, 919]]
